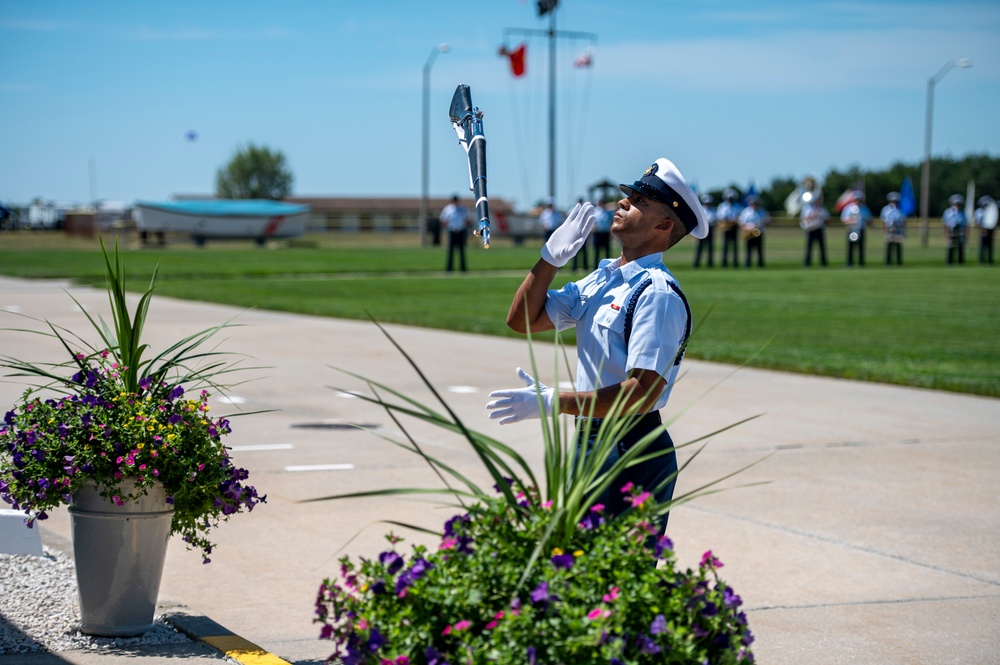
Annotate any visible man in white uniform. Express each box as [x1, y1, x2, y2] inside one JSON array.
[[439, 195, 471, 272], [486, 157, 708, 529]]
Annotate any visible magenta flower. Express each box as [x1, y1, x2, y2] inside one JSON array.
[[700, 550, 724, 569], [629, 491, 651, 507]]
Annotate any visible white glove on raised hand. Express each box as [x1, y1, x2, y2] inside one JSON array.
[[541, 202, 597, 268], [486, 368, 555, 425]]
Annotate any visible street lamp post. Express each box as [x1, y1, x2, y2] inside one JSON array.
[[421, 43, 449, 247], [920, 57, 972, 247]]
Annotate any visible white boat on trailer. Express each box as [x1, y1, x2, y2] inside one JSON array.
[[134, 199, 311, 246]]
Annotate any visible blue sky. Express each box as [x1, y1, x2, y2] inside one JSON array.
[[2, 0, 998, 211]]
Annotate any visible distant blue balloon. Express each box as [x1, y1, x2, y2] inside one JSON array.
[[185, 131, 198, 142]]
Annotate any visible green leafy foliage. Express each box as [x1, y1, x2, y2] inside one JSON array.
[[316, 492, 754, 664], [215, 142, 293, 200]]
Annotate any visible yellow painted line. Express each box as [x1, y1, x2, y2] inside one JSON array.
[[201, 634, 292, 665]]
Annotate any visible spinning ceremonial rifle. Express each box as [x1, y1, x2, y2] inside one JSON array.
[[449, 84, 491, 248]]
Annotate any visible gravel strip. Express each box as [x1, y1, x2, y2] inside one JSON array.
[[0, 548, 191, 654]]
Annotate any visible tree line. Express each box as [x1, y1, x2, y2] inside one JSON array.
[[704, 153, 1000, 216]]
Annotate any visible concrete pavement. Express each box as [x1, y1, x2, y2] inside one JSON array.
[[0, 275, 998, 664]]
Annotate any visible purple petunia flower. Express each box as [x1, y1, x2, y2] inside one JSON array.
[[530, 582, 551, 607], [378, 551, 404, 575], [551, 553, 574, 570], [366, 627, 384, 651], [425, 646, 450, 665], [650, 613, 668, 635], [526, 646, 537, 665], [637, 633, 661, 655]]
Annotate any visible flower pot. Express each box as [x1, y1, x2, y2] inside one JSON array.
[[68, 478, 174, 636]]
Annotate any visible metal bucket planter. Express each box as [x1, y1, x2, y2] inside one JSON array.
[[68, 478, 173, 636]]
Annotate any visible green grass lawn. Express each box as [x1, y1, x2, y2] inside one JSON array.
[[1, 228, 998, 396]]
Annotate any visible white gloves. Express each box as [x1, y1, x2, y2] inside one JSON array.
[[541, 202, 597, 268], [486, 368, 555, 425]]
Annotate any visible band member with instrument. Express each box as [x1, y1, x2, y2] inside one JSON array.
[[974, 195, 998, 264], [693, 193, 716, 268], [840, 190, 872, 267], [942, 194, 967, 265], [716, 188, 742, 268], [487, 157, 709, 532], [880, 192, 906, 266], [800, 194, 830, 267], [738, 194, 768, 268]]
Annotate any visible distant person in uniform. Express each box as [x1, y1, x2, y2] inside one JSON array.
[[440, 194, 471, 272], [592, 198, 614, 262], [974, 195, 996, 264], [880, 192, 906, 266], [800, 194, 830, 267], [942, 194, 967, 265], [693, 193, 716, 268], [716, 188, 742, 268], [571, 197, 592, 272], [738, 194, 768, 268], [841, 190, 872, 267], [538, 198, 564, 242]]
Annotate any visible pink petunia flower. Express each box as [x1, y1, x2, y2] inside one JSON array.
[[700, 550, 724, 569], [602, 587, 620, 603], [620, 482, 634, 493], [629, 491, 651, 507], [587, 607, 611, 620]]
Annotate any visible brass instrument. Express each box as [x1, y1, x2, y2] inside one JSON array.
[[718, 220, 737, 232], [741, 226, 761, 240]]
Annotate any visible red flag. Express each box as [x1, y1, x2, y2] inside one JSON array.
[[507, 43, 526, 77], [574, 48, 593, 68]]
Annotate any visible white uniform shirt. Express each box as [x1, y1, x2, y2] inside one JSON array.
[[544, 254, 687, 411], [801, 202, 829, 230], [738, 205, 768, 230], [715, 201, 743, 225], [539, 207, 564, 232], [942, 206, 967, 230], [439, 203, 469, 232], [841, 203, 872, 230]]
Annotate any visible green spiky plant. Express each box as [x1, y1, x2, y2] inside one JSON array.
[[0, 238, 249, 396], [310, 320, 765, 664]]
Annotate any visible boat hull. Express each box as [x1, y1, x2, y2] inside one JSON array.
[[135, 201, 310, 240]]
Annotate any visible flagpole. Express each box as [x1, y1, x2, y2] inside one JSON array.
[[501, 16, 595, 207], [548, 10, 556, 203]]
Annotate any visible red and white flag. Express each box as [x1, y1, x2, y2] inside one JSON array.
[[833, 188, 857, 213], [574, 47, 593, 68]]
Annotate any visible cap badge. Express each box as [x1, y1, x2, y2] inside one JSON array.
[[644, 163, 658, 176]]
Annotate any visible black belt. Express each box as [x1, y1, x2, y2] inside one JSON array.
[[576, 411, 662, 437]]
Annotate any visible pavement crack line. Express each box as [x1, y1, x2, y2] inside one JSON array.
[[684, 505, 1000, 588], [751, 592, 1000, 612]]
